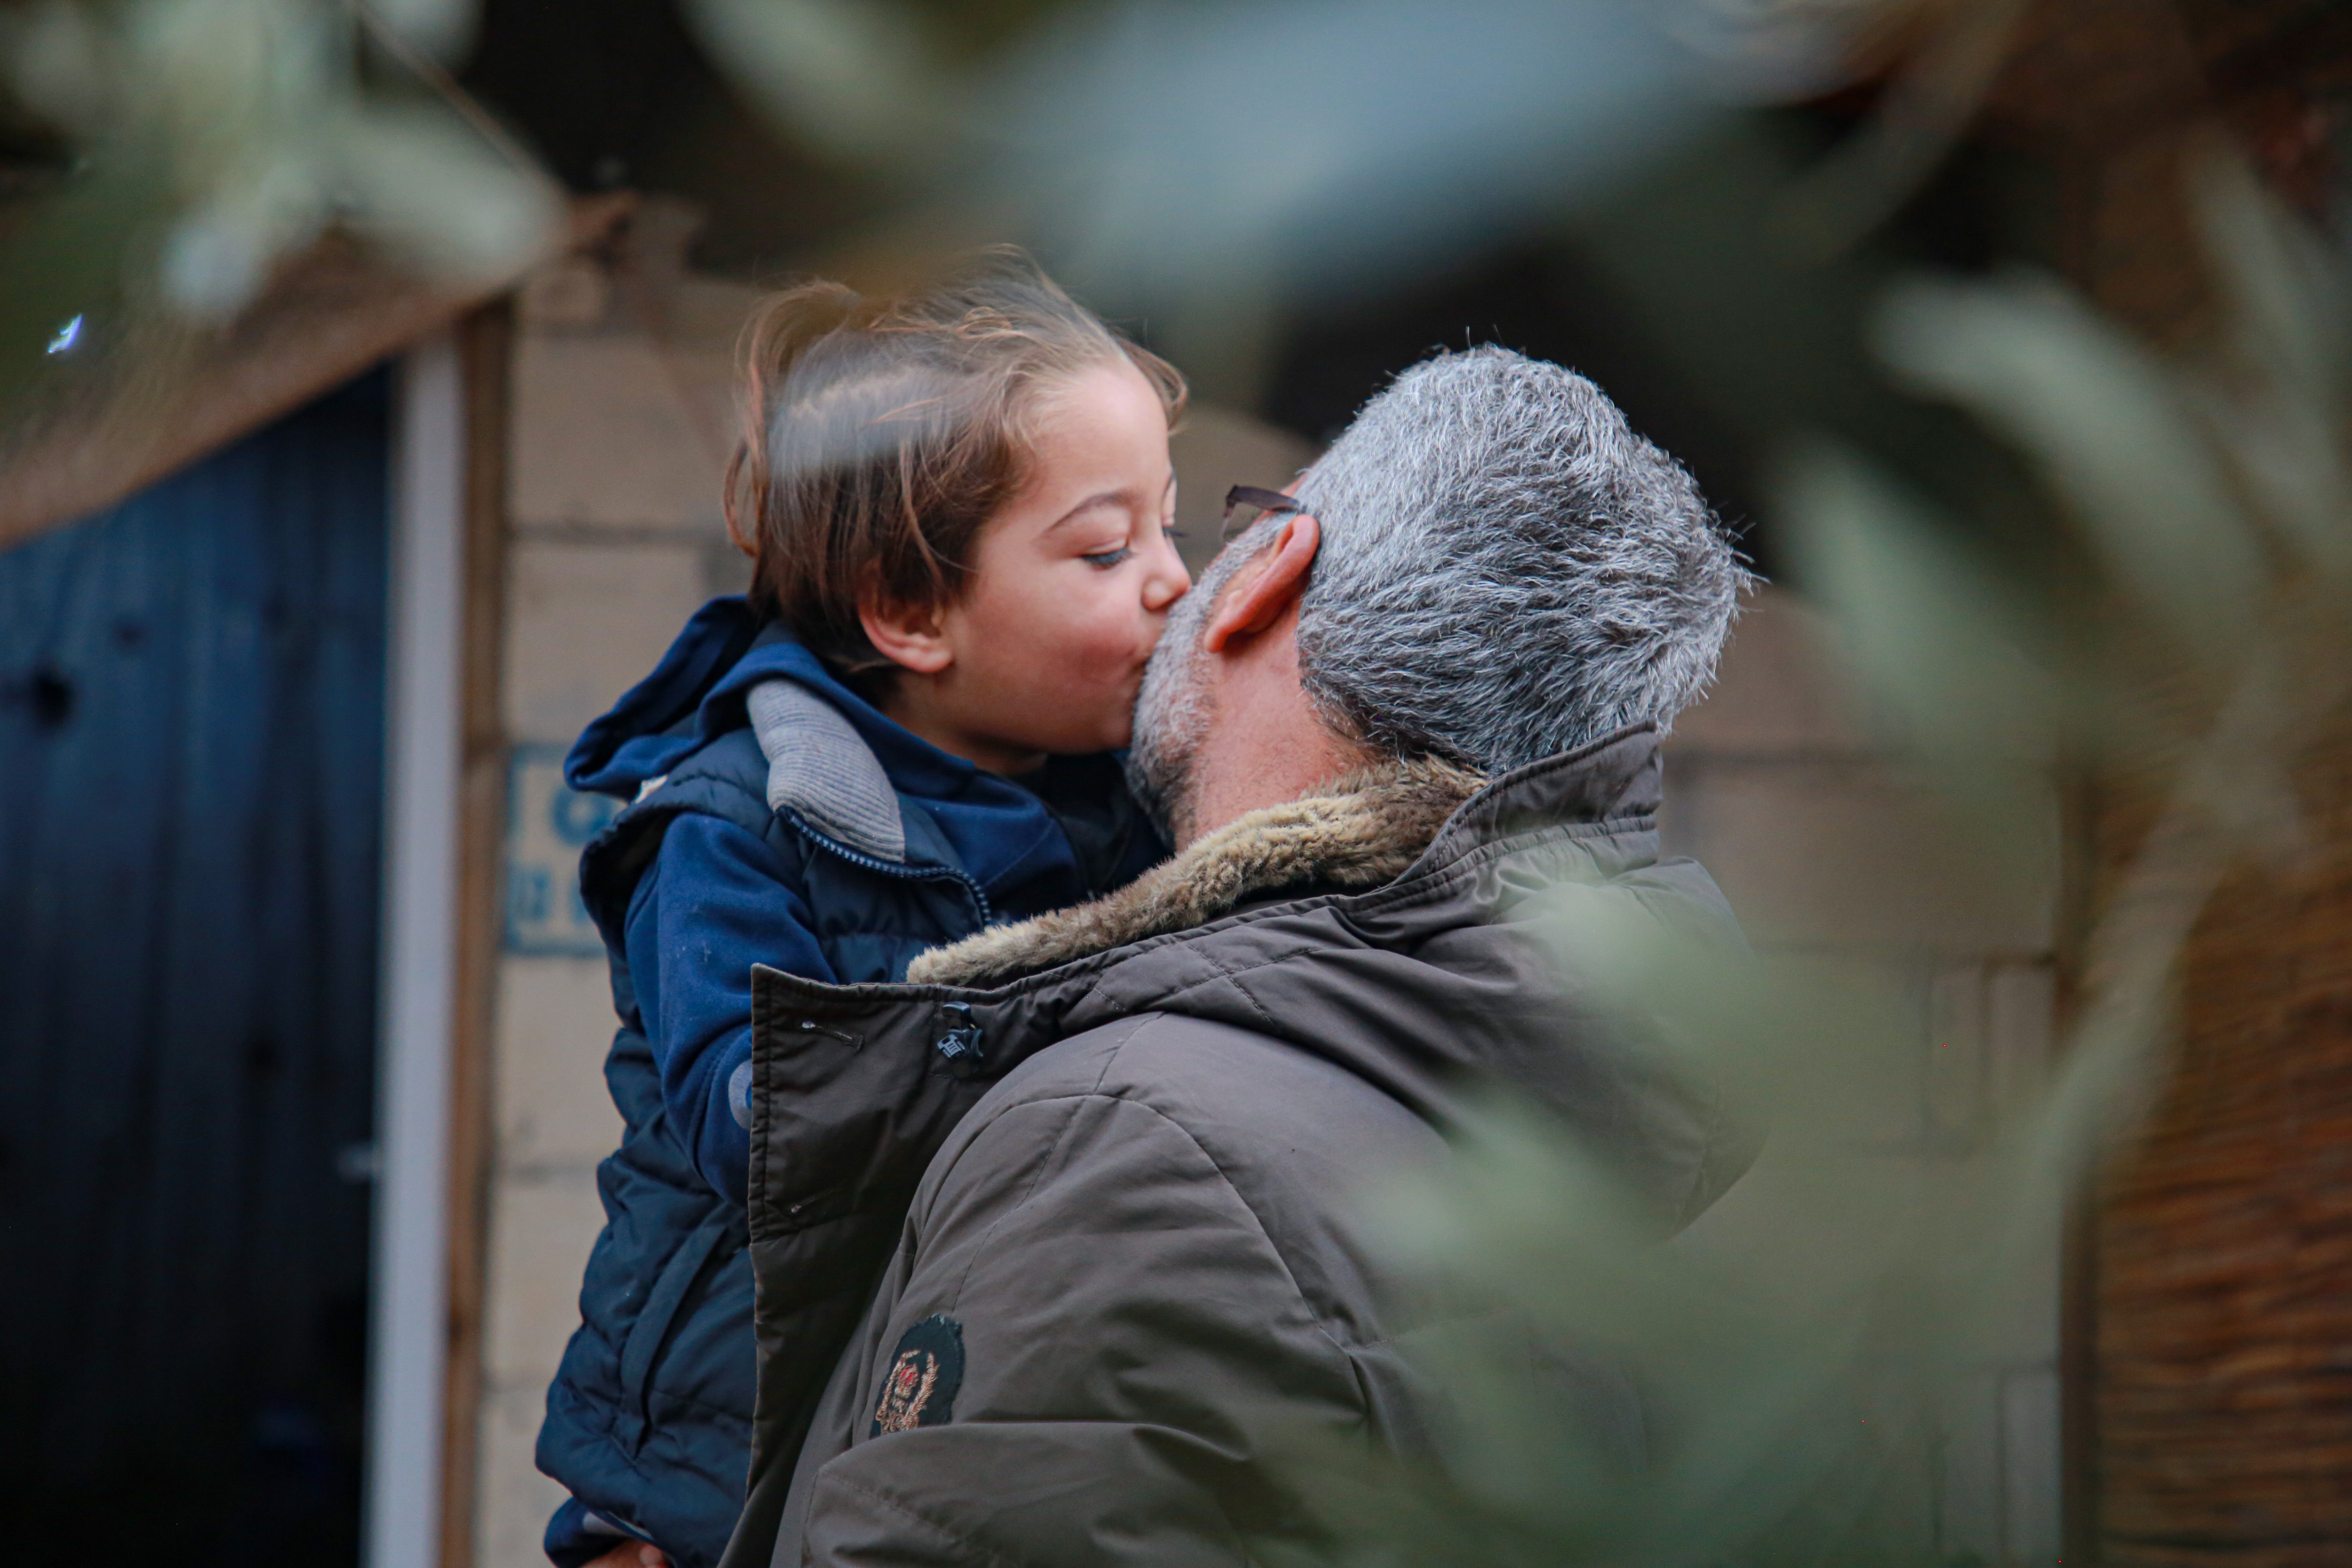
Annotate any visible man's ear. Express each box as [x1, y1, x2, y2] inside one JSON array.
[[858, 587, 955, 675], [1202, 514, 1320, 654]]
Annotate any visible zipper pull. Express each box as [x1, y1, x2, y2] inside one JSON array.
[[796, 1018, 864, 1049]]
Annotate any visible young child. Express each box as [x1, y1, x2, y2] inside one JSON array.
[[537, 254, 1191, 1568]]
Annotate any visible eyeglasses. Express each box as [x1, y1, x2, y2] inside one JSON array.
[[1220, 484, 1306, 542]]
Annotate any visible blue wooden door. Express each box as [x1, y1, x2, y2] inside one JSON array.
[[0, 370, 389, 1564]]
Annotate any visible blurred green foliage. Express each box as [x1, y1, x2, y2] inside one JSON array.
[[0, 0, 555, 408], [1266, 129, 2352, 1568]]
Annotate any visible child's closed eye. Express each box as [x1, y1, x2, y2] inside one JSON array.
[[1082, 545, 1133, 569]]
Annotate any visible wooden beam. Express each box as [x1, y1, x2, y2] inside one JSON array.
[[437, 298, 515, 1568], [0, 194, 628, 554]]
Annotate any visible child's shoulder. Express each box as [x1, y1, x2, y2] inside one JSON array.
[[618, 670, 906, 877], [586, 727, 790, 900], [640, 726, 775, 827]]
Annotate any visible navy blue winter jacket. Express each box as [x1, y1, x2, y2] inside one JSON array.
[[535, 599, 1162, 1568]]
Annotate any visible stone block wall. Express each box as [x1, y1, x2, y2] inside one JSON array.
[[470, 250, 756, 1568], [1666, 593, 2063, 1565]]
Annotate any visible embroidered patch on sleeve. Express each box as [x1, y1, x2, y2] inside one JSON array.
[[871, 1314, 965, 1437]]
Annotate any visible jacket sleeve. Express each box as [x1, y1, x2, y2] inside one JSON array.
[[626, 812, 835, 1207], [797, 1087, 1371, 1566]]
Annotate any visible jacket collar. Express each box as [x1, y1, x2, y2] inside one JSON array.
[[747, 676, 909, 864], [898, 722, 1672, 1000], [566, 599, 971, 800], [908, 755, 1488, 987]]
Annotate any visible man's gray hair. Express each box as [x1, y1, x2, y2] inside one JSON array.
[[1284, 345, 1746, 773]]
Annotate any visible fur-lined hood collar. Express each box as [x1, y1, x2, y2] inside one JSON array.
[[906, 756, 1486, 988]]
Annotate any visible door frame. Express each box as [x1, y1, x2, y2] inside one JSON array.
[[364, 309, 510, 1568], [365, 327, 463, 1568]]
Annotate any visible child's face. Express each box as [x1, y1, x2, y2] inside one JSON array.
[[898, 358, 1191, 772]]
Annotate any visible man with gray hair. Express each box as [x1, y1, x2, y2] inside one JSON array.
[[723, 348, 1754, 1568]]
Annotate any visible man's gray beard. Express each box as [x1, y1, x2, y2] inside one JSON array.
[[1124, 574, 1218, 848]]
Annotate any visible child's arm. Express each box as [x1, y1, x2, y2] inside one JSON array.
[[623, 813, 836, 1207]]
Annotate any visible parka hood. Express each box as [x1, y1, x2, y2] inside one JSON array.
[[744, 724, 1757, 1242], [566, 597, 990, 803], [564, 597, 1155, 901]]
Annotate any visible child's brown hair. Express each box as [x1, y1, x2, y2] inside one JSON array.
[[724, 250, 1186, 686]]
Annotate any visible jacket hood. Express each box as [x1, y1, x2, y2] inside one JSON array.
[[748, 724, 1757, 1234], [568, 597, 987, 802], [565, 597, 1151, 895]]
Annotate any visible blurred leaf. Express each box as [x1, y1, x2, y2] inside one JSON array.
[[162, 183, 319, 318], [1776, 437, 2053, 757], [1271, 828, 2195, 1568], [1773, 0, 2027, 260], [1873, 269, 2265, 653], [1299, 883, 2053, 1566], [958, 0, 1710, 310], [1774, 437, 2059, 912], [680, 0, 940, 164], [2190, 138, 2348, 415], [0, 0, 548, 335], [334, 101, 561, 285], [2186, 140, 2352, 573], [7, 1, 108, 126], [363, 0, 477, 62]]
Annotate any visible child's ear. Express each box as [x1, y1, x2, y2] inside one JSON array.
[[858, 588, 955, 675]]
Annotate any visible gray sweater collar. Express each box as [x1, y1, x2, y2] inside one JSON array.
[[746, 678, 907, 864]]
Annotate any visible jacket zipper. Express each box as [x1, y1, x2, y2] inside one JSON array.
[[782, 811, 995, 928]]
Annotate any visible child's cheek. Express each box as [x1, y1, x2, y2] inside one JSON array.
[[1062, 624, 1127, 692], [1066, 595, 1138, 668]]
